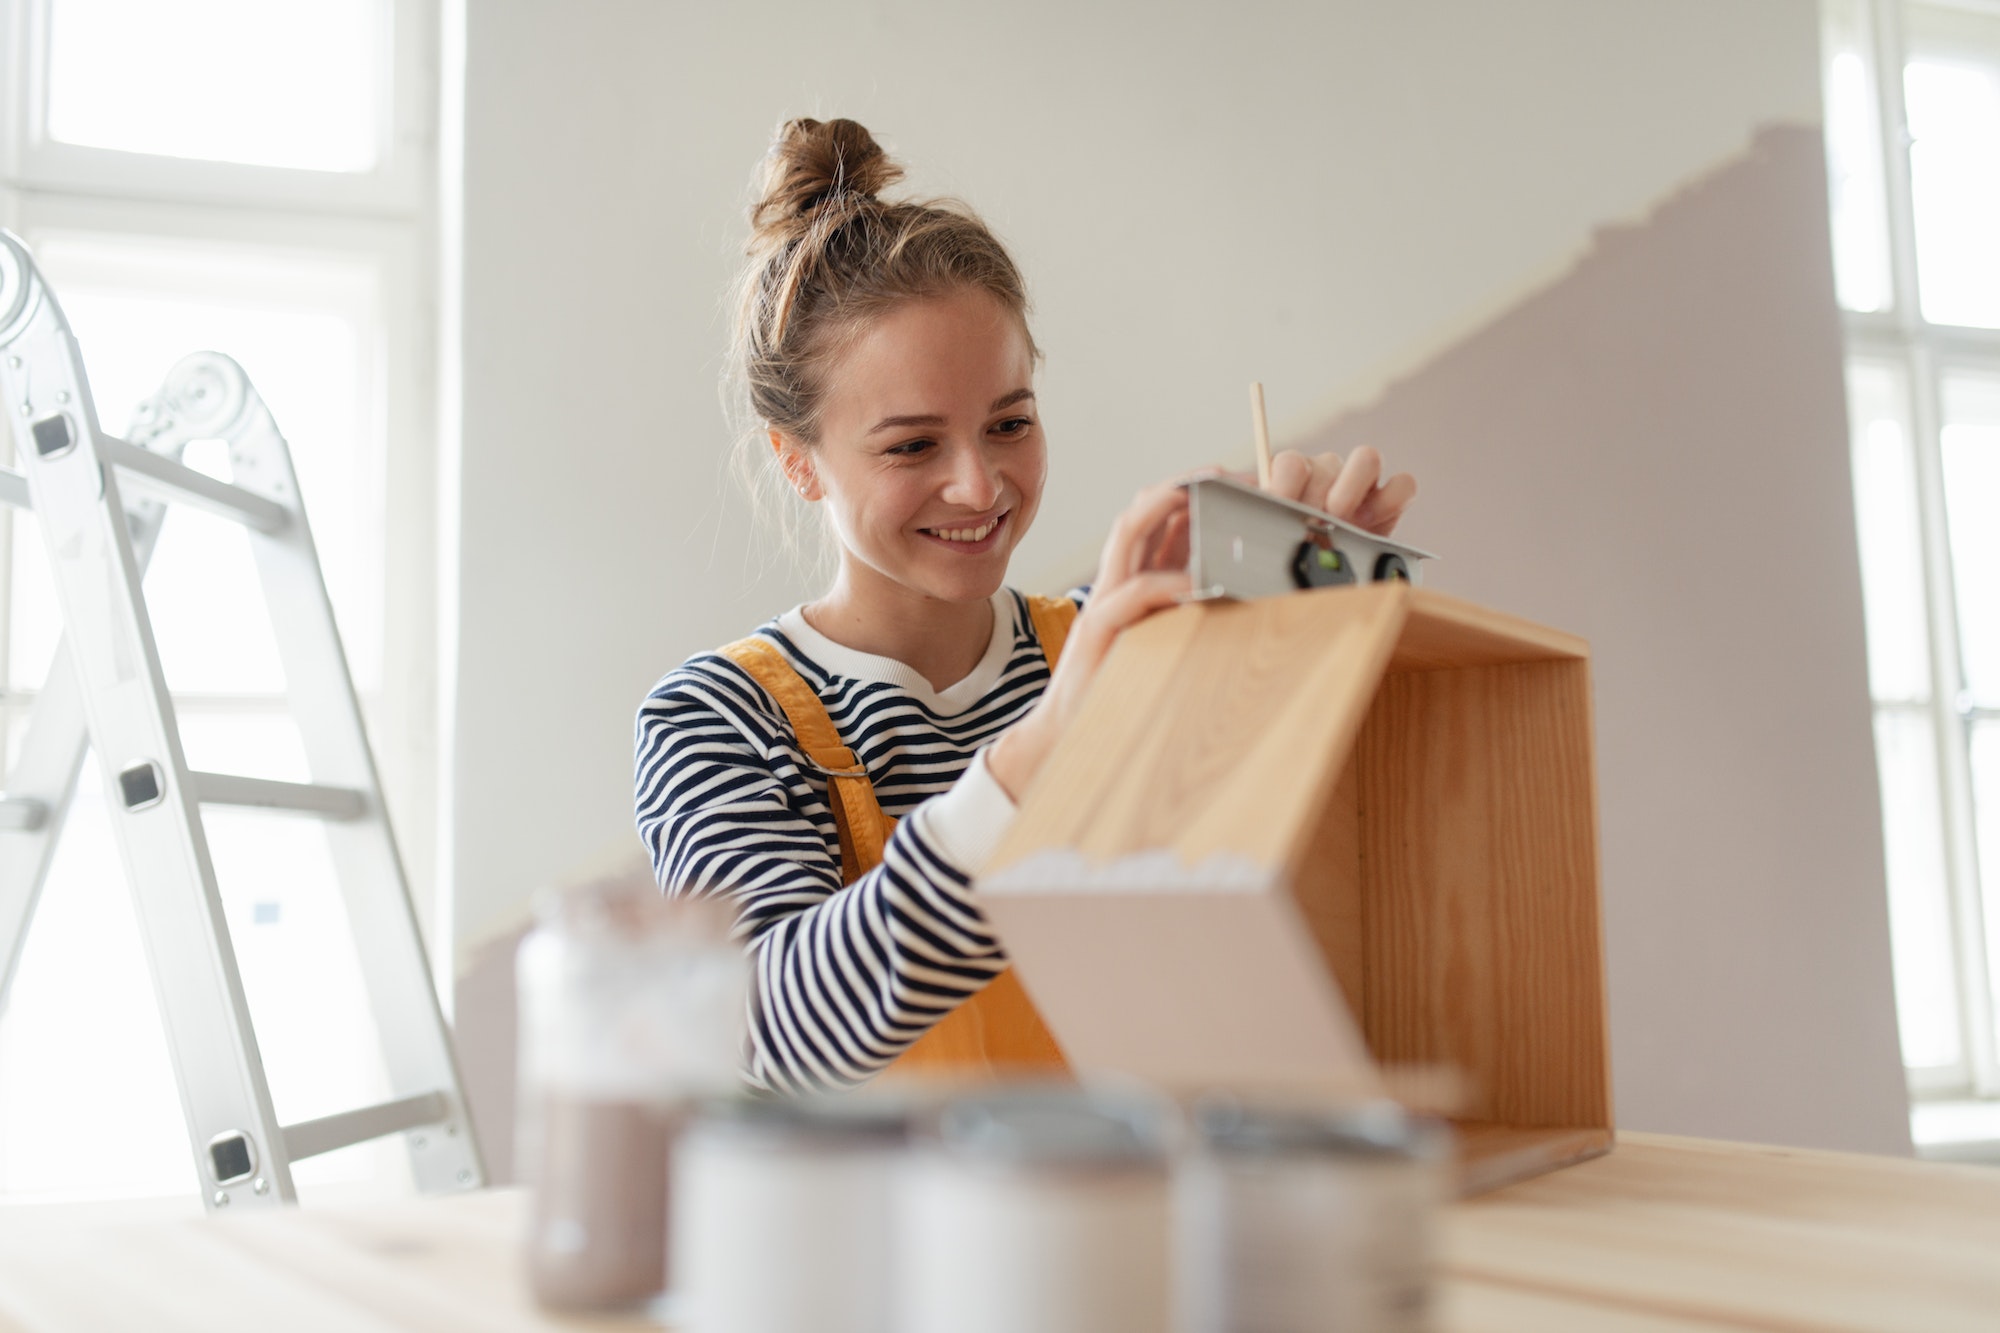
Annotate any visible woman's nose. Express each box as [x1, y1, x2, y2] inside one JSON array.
[[940, 443, 1002, 509]]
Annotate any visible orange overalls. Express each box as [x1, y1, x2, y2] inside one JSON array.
[[719, 596, 1075, 1081]]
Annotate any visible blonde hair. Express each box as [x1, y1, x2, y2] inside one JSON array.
[[728, 118, 1036, 563]]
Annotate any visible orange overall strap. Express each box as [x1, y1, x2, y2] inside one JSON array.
[[722, 599, 1078, 1081], [719, 637, 888, 882], [887, 594, 1079, 1080], [1025, 593, 1077, 670]]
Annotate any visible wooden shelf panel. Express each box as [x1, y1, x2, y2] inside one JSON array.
[[1455, 1122, 1615, 1197]]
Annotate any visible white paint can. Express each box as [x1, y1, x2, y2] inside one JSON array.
[[672, 1097, 908, 1333], [896, 1086, 1175, 1333], [1179, 1099, 1451, 1333]]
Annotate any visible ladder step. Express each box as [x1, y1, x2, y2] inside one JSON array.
[[0, 795, 49, 832], [282, 1091, 452, 1162], [0, 465, 26, 511], [188, 772, 368, 820], [96, 437, 289, 534]]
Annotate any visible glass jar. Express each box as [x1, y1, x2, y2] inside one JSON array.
[[516, 877, 745, 1312]]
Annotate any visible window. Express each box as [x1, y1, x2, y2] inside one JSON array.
[[1821, 0, 2000, 1129], [0, 0, 440, 1201]]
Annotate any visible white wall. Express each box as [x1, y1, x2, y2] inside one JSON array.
[[454, 0, 1906, 1150]]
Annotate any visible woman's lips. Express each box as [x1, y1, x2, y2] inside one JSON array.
[[919, 510, 1009, 553]]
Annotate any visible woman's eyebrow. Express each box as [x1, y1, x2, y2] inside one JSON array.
[[867, 389, 1034, 435], [869, 412, 946, 434]]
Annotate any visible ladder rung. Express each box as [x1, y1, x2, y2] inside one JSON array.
[[0, 795, 49, 832], [0, 465, 26, 511], [97, 437, 289, 534], [282, 1091, 452, 1162], [188, 772, 368, 820]]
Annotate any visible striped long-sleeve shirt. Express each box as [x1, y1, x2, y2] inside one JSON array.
[[633, 586, 1081, 1093]]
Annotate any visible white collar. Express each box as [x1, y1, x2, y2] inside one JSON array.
[[776, 589, 1018, 715]]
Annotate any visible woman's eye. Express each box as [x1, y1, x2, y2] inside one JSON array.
[[993, 417, 1033, 437], [886, 437, 935, 457]]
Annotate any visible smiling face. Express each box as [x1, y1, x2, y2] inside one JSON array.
[[779, 287, 1045, 609]]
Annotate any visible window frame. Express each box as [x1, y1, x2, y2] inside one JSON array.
[[0, 0, 436, 218], [1833, 0, 2000, 1101], [0, 0, 446, 963]]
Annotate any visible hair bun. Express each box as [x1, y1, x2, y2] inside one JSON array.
[[749, 118, 903, 251]]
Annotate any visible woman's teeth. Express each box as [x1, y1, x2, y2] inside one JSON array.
[[929, 517, 999, 543]]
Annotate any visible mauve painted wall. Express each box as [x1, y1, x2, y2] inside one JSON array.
[[1296, 126, 1911, 1154]]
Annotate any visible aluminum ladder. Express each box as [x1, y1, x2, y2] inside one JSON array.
[[0, 229, 484, 1209]]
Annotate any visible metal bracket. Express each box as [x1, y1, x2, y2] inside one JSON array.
[[1185, 475, 1437, 602]]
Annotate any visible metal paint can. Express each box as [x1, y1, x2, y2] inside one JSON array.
[[672, 1096, 909, 1333], [1180, 1100, 1451, 1333], [897, 1085, 1176, 1333]]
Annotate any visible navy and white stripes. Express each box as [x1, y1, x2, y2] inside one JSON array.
[[633, 588, 1076, 1092]]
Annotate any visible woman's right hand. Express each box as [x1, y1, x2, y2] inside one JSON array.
[[986, 479, 1195, 802]]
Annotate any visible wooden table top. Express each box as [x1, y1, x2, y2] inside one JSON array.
[[0, 1132, 1993, 1331]]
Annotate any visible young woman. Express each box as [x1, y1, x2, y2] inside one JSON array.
[[634, 119, 1415, 1093]]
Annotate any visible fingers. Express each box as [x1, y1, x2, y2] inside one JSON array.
[[1079, 569, 1192, 641], [1098, 481, 1191, 586], [1267, 450, 1312, 504], [1353, 470, 1418, 536], [1313, 445, 1417, 535], [1305, 451, 1344, 508], [1138, 504, 1191, 573], [1046, 568, 1194, 725], [1322, 446, 1384, 523]]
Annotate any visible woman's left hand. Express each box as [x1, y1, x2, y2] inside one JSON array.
[[1265, 446, 1417, 536]]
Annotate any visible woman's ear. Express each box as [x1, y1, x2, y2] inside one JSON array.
[[770, 429, 822, 501]]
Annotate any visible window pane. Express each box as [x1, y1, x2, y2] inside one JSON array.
[[1822, 0, 1893, 313], [1905, 6, 2000, 328], [177, 708, 309, 784], [1846, 361, 1932, 703], [144, 506, 289, 696], [5, 510, 61, 694], [1972, 722, 2000, 1033], [44, 0, 386, 173], [1874, 709, 1964, 1070], [0, 741, 405, 1199], [201, 801, 398, 1137], [0, 756, 195, 1198], [1941, 373, 2000, 708], [28, 233, 387, 695], [0, 231, 404, 1200], [2, 704, 25, 777]]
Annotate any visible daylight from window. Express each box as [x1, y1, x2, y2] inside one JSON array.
[[45, 0, 384, 173], [0, 0, 421, 1201], [1823, 0, 2000, 1114], [1, 249, 397, 1197]]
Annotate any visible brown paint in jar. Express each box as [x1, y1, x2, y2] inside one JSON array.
[[516, 878, 743, 1313]]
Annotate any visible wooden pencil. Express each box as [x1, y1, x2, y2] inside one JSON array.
[[1250, 381, 1274, 489]]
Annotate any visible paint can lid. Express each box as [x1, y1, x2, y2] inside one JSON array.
[[929, 1085, 1173, 1170], [685, 1094, 911, 1149], [1193, 1098, 1451, 1162]]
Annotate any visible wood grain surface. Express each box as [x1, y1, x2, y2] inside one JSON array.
[[1441, 1133, 2000, 1333], [1386, 588, 1590, 671], [987, 583, 1410, 873], [0, 1135, 1991, 1331], [1354, 658, 1611, 1131], [984, 584, 1613, 1191]]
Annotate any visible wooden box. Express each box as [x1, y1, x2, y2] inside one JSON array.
[[980, 584, 1613, 1193]]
